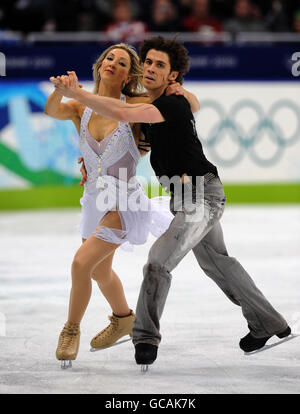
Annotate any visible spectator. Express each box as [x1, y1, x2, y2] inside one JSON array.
[[293, 9, 300, 33], [46, 0, 81, 32], [224, 0, 266, 34], [6, 0, 53, 33], [148, 0, 181, 32], [264, 0, 289, 32], [174, 0, 193, 19], [76, 0, 107, 32], [94, 0, 111, 16], [182, 0, 223, 34], [105, 0, 147, 42], [0, 3, 7, 29]]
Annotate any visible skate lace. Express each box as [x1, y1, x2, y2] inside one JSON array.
[[60, 324, 80, 350], [95, 316, 119, 339]]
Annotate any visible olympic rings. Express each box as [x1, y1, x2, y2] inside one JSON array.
[[195, 99, 300, 167]]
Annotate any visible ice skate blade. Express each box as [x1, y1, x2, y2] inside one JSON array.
[[141, 365, 149, 373], [60, 360, 72, 369], [244, 334, 298, 355], [90, 337, 132, 352]]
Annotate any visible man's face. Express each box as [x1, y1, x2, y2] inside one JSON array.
[[142, 49, 178, 91]]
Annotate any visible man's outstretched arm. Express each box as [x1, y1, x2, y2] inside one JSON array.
[[50, 72, 164, 124]]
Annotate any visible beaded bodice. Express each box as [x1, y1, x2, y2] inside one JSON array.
[[79, 94, 140, 193]]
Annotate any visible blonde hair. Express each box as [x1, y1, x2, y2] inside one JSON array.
[[92, 43, 145, 97]]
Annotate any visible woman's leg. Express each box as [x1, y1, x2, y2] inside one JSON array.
[[67, 211, 123, 324], [92, 253, 131, 317], [82, 237, 130, 316]]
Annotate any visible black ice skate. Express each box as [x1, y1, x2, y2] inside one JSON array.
[[240, 326, 292, 354], [135, 343, 158, 373]]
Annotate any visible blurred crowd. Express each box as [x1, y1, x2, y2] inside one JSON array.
[[1, 0, 300, 39]]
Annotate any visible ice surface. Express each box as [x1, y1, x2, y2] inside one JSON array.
[[0, 206, 299, 394]]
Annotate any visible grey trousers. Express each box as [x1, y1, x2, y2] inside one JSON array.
[[132, 176, 288, 346]]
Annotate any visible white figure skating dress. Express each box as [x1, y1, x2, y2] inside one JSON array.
[[79, 94, 173, 250]]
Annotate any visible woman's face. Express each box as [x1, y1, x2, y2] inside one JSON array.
[[99, 48, 132, 88]]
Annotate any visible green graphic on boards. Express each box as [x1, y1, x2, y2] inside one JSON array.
[[0, 141, 77, 186], [0, 82, 81, 188]]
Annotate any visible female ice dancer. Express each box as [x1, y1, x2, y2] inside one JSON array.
[[45, 43, 200, 368]]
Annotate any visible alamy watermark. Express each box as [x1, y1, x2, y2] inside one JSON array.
[[0, 52, 6, 76], [291, 52, 300, 77], [95, 169, 205, 223]]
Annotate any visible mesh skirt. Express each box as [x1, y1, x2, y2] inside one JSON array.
[[79, 175, 173, 251]]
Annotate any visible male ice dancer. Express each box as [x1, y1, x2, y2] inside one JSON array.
[[53, 37, 290, 367]]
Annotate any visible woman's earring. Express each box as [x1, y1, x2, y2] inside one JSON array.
[[122, 81, 126, 89]]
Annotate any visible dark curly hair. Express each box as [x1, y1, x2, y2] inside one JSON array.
[[139, 36, 190, 85]]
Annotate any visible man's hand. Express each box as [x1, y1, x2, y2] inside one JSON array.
[[138, 133, 151, 157], [78, 156, 87, 186], [49, 71, 82, 98]]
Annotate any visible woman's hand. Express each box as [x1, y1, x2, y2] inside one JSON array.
[[165, 80, 185, 96], [50, 71, 82, 98]]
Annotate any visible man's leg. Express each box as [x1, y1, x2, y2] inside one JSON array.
[[192, 221, 288, 338], [132, 213, 207, 346], [133, 181, 223, 347]]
